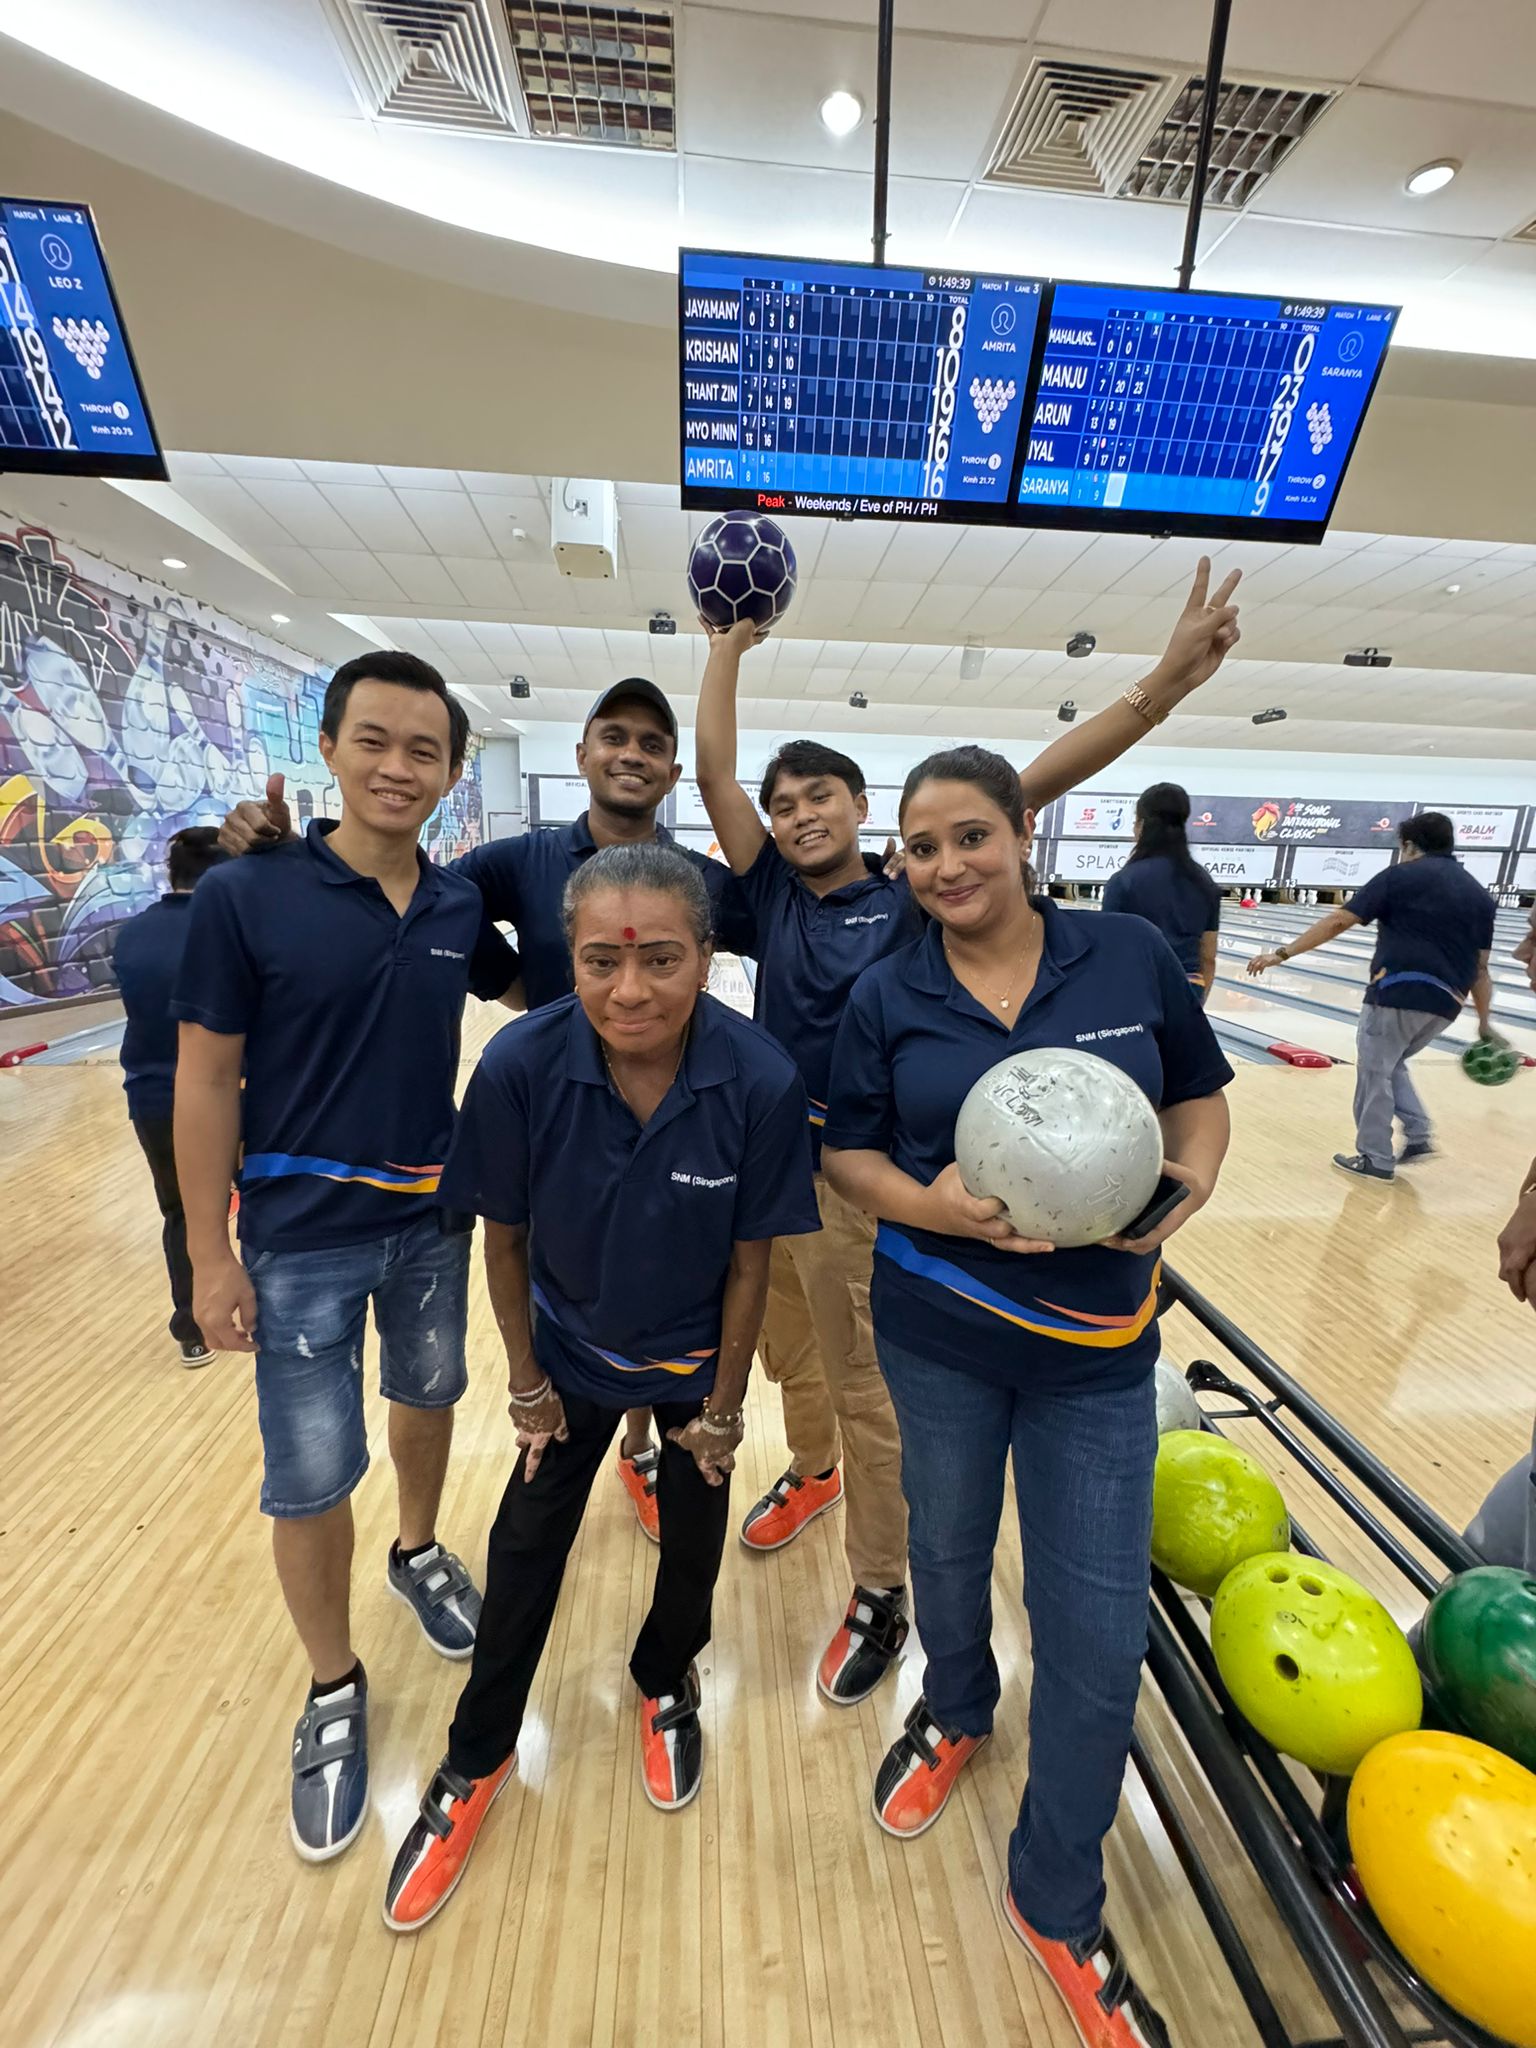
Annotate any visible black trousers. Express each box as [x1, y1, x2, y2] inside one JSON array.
[[447, 1389, 731, 1779], [130, 1114, 203, 1348]]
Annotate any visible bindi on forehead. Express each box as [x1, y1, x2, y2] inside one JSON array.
[[623, 927, 636, 941]]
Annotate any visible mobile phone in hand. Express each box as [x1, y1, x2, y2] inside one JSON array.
[[1120, 1174, 1190, 1242]]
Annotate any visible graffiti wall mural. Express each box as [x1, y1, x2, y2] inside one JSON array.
[[0, 521, 483, 1011]]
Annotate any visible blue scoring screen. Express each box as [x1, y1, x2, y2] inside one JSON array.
[[0, 198, 164, 478], [1015, 283, 1397, 538], [680, 249, 1045, 521]]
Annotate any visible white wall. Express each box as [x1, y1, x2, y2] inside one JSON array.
[[515, 723, 1532, 811], [479, 736, 524, 835]]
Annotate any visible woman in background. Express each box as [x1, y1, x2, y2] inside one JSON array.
[[1103, 783, 1223, 1002]]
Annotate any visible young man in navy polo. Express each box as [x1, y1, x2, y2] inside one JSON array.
[[114, 825, 231, 1367], [218, 675, 758, 1541], [692, 563, 1242, 1708], [174, 652, 517, 1863]]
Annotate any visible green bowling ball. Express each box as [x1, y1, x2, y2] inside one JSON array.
[[1150, 1431, 1290, 1599], [1212, 1553, 1422, 1775], [1462, 1034, 1522, 1087], [1422, 1565, 1536, 1772]]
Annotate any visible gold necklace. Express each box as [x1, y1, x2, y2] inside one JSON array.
[[601, 1028, 688, 1117], [944, 913, 1039, 1013]]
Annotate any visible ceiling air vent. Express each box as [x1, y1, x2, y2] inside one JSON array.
[[985, 60, 1182, 195], [323, 0, 519, 134], [1119, 76, 1334, 206], [504, 3, 676, 148]]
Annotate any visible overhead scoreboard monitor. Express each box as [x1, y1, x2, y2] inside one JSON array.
[[1016, 282, 1397, 542], [678, 250, 1397, 543], [0, 196, 166, 479], [679, 248, 1045, 520]]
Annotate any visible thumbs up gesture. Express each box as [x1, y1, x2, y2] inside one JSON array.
[[218, 771, 296, 856]]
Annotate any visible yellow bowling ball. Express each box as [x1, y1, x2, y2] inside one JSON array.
[[1347, 1730, 1536, 2046]]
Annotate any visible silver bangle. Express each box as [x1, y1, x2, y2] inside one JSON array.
[[508, 1376, 554, 1407], [697, 1405, 743, 1435]]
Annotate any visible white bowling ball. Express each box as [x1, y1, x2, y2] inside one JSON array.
[[1155, 1358, 1204, 1435], [955, 1047, 1163, 1248]]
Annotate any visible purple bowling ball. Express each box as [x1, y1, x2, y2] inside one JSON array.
[[687, 512, 797, 635]]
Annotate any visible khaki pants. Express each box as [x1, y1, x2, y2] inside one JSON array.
[[758, 1176, 907, 1588]]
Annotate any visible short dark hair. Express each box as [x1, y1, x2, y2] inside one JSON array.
[[321, 650, 469, 769], [562, 841, 713, 950], [759, 740, 865, 810], [899, 744, 1026, 834], [166, 826, 229, 892], [1401, 811, 1454, 856]]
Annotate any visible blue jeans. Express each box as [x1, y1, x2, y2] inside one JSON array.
[[877, 1335, 1157, 1942], [244, 1213, 471, 1518]]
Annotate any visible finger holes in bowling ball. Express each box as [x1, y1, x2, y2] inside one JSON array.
[[1266, 1565, 1291, 1583], [1275, 1654, 1301, 1682], [1298, 1576, 1325, 1595]]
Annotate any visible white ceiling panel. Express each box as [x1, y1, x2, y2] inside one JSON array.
[[242, 481, 363, 550], [317, 486, 427, 554], [372, 553, 466, 606], [1365, 0, 1536, 110], [1250, 88, 1536, 238], [1196, 214, 1494, 299], [304, 549, 406, 602], [1033, 0, 1423, 78], [677, 160, 966, 265], [393, 491, 498, 559], [681, 14, 1017, 181]]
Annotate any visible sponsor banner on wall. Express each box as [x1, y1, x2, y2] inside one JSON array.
[[1290, 845, 1394, 889], [1055, 791, 1138, 839], [1454, 850, 1504, 886], [1434, 806, 1520, 851], [674, 778, 903, 833], [1514, 852, 1536, 891], [1191, 844, 1278, 886], [1051, 840, 1132, 880], [1188, 797, 1412, 846], [527, 775, 590, 825], [670, 827, 729, 859]]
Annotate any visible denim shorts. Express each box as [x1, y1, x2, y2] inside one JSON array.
[[244, 1212, 472, 1519]]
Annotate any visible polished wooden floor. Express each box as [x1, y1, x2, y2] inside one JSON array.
[[3, 999, 1534, 2048]]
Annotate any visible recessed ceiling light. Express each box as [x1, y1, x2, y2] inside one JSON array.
[[161, 556, 187, 570], [270, 612, 290, 625], [1443, 582, 1462, 595], [1405, 159, 1459, 197], [820, 90, 864, 138]]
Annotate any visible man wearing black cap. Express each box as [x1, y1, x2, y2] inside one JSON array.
[[218, 672, 758, 1534]]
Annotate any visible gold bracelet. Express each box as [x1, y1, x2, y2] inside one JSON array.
[[1122, 682, 1169, 728]]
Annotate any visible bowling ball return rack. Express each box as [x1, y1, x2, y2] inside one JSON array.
[[1134, 1267, 1510, 2048]]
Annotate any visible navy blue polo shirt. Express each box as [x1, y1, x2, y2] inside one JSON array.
[[452, 814, 759, 1011], [823, 903, 1233, 1392], [172, 820, 514, 1251], [1103, 853, 1222, 980], [437, 992, 820, 1407], [114, 893, 195, 1120], [1347, 855, 1496, 1022], [736, 839, 923, 1158]]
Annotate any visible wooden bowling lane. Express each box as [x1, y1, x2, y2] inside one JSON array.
[[5, 1009, 1535, 2048]]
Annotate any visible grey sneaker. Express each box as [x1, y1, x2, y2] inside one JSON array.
[[290, 1666, 368, 1862], [388, 1543, 481, 1660], [1397, 1141, 1435, 1164]]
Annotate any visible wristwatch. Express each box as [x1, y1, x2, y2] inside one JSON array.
[[1122, 682, 1169, 727], [1275, 946, 1291, 963]]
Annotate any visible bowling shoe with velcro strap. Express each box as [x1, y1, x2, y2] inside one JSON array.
[[387, 1541, 482, 1659], [739, 1464, 843, 1552], [616, 1445, 662, 1543], [872, 1694, 988, 1838], [290, 1665, 369, 1863], [817, 1584, 909, 1705], [999, 1887, 1171, 2048], [639, 1662, 703, 1810], [382, 1752, 517, 1933]]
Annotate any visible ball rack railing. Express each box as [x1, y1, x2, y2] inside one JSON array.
[[1130, 1265, 1510, 2048]]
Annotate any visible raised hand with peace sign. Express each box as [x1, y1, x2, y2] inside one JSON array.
[[1144, 557, 1243, 703]]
